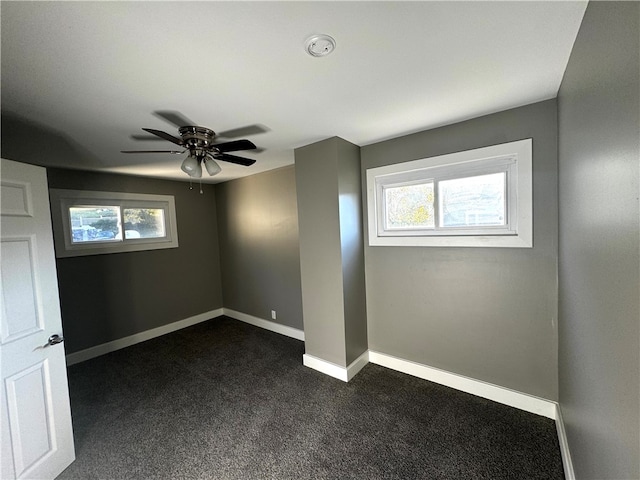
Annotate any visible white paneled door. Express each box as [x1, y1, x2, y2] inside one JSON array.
[[1, 159, 75, 479]]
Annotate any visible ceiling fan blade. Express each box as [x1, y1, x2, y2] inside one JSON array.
[[217, 124, 269, 139], [213, 139, 257, 153], [130, 134, 166, 141], [213, 153, 256, 167], [153, 110, 195, 128], [141, 128, 184, 146], [121, 150, 184, 154]]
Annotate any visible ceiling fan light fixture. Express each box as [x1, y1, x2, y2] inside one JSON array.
[[204, 156, 222, 176], [191, 161, 202, 178], [181, 155, 202, 177]]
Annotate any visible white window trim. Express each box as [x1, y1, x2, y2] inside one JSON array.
[[49, 189, 179, 257], [366, 139, 532, 248]]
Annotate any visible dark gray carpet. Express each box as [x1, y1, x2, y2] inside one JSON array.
[[57, 316, 564, 479]]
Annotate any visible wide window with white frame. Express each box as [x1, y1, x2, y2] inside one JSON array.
[[50, 189, 179, 257], [366, 139, 532, 248]]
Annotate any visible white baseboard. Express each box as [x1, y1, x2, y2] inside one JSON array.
[[368, 351, 557, 419], [555, 404, 576, 480], [346, 350, 370, 381], [65, 308, 303, 366], [302, 350, 369, 382], [303, 354, 349, 381], [302, 349, 556, 419], [65, 308, 223, 366], [223, 308, 305, 341]]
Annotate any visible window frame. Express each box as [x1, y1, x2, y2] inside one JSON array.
[[49, 189, 179, 257], [366, 139, 532, 248]]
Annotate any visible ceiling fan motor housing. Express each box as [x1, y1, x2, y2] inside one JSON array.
[[179, 126, 218, 155]]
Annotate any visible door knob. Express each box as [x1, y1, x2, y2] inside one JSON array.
[[44, 334, 64, 347]]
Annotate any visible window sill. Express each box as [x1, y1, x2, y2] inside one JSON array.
[[368, 233, 532, 248]]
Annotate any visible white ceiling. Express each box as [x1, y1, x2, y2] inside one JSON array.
[[1, 1, 587, 183]]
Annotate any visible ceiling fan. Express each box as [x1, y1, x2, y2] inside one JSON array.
[[121, 111, 266, 178]]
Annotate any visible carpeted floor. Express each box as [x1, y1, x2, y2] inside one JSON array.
[[57, 316, 564, 479]]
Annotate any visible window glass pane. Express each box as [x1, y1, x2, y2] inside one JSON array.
[[69, 206, 121, 243], [123, 208, 166, 239], [384, 182, 435, 229], [438, 172, 506, 227]]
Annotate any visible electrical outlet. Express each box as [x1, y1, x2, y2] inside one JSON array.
[[271, 310, 277, 320]]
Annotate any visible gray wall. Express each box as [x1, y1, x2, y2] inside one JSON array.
[[295, 137, 368, 366], [296, 139, 348, 365], [337, 139, 368, 365], [361, 100, 559, 400], [47, 168, 223, 354], [216, 166, 303, 330], [557, 2, 640, 479]]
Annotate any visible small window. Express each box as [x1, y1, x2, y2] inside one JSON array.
[[50, 189, 179, 257], [69, 206, 121, 243], [438, 172, 506, 228], [122, 208, 166, 239], [366, 139, 532, 248], [384, 181, 435, 230]]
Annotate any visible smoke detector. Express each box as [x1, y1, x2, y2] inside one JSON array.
[[305, 34, 336, 57]]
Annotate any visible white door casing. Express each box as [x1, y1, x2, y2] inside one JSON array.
[[1, 159, 75, 479]]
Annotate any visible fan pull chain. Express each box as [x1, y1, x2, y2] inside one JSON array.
[[199, 178, 203, 195], [189, 180, 193, 190]]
